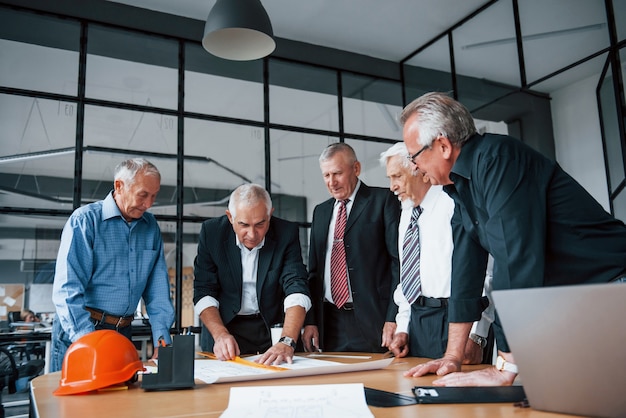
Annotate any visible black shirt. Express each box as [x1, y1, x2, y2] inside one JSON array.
[[444, 133, 626, 350]]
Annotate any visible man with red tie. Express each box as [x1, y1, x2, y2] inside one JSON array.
[[302, 142, 400, 353]]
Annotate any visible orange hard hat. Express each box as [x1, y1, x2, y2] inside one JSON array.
[[54, 329, 145, 396]]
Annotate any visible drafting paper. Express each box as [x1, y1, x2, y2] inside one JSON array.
[[194, 355, 394, 384]]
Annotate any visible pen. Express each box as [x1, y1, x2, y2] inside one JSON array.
[[158, 336, 167, 347], [311, 338, 322, 352], [98, 384, 129, 392]]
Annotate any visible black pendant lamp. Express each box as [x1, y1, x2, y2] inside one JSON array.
[[202, 0, 276, 61]]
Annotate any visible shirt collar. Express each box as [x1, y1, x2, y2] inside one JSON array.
[[420, 185, 444, 212], [450, 133, 481, 182], [335, 179, 361, 206], [102, 191, 123, 221], [404, 185, 444, 214], [102, 190, 147, 224], [401, 198, 414, 210], [235, 235, 265, 252]]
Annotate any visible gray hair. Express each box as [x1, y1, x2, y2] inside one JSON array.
[[114, 158, 160, 186], [228, 183, 272, 218], [379, 142, 411, 169], [399, 92, 477, 148], [319, 142, 358, 165]]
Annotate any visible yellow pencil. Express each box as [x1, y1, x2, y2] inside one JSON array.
[[196, 351, 287, 371], [98, 384, 129, 392]]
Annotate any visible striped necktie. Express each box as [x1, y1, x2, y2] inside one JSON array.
[[401, 206, 423, 304], [330, 199, 350, 308]]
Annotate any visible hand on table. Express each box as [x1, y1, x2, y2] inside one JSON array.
[[381, 322, 397, 348], [432, 366, 517, 386], [404, 355, 462, 378], [256, 342, 295, 366], [301, 325, 320, 352], [387, 332, 409, 358], [213, 333, 240, 361]]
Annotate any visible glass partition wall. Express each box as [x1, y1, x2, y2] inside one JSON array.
[[0, 4, 402, 329], [1, 0, 624, 330]]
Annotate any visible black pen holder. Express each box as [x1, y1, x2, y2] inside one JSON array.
[[141, 334, 195, 390]]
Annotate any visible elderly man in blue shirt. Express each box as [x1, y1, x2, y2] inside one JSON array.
[[50, 158, 175, 372]]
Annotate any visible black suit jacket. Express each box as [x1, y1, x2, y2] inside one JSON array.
[[306, 181, 400, 348], [193, 215, 309, 350]]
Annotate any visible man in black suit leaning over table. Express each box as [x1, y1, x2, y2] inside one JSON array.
[[193, 183, 311, 366], [302, 142, 400, 353]]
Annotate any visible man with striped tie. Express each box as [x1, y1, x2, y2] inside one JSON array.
[[380, 143, 494, 362]]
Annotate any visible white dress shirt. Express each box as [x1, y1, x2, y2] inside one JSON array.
[[394, 186, 493, 337], [194, 235, 311, 317], [238, 238, 265, 315]]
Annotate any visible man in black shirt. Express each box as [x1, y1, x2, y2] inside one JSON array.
[[400, 92, 626, 386]]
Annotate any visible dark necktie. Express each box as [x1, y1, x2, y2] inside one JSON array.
[[401, 206, 423, 304], [330, 199, 350, 308]]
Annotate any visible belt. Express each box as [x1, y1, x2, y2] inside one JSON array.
[[415, 296, 448, 308], [325, 301, 354, 311], [86, 307, 134, 328], [236, 313, 262, 319]]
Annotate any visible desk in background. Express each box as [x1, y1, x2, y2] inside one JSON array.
[[30, 354, 574, 418], [1, 324, 155, 374], [0, 330, 51, 374], [131, 324, 153, 361]]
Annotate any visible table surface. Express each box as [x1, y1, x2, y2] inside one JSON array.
[[30, 353, 573, 418]]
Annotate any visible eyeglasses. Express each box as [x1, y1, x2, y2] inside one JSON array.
[[406, 145, 429, 165]]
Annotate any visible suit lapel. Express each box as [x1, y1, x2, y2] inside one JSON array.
[[346, 182, 371, 233], [317, 199, 334, 243], [225, 233, 243, 294], [257, 228, 276, 293]]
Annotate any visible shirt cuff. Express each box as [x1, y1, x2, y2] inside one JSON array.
[[448, 297, 485, 323], [284, 293, 311, 313], [151, 327, 172, 346], [194, 295, 219, 317], [473, 317, 491, 337], [393, 284, 410, 334]]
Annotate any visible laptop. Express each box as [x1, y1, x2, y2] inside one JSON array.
[[492, 283, 626, 418]]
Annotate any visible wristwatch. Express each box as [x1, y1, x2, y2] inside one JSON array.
[[469, 333, 488, 349], [496, 355, 519, 374], [278, 336, 296, 350]]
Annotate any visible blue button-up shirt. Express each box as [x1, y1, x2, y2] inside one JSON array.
[[53, 191, 174, 345]]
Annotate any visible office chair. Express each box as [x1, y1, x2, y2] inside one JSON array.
[[0, 346, 19, 418], [6, 312, 20, 325]]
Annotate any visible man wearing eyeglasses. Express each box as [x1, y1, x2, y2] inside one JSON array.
[[401, 92, 626, 387]]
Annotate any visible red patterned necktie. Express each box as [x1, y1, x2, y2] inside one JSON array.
[[330, 199, 350, 308]]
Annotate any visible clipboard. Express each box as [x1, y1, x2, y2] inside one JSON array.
[[412, 386, 526, 404], [364, 387, 417, 407]]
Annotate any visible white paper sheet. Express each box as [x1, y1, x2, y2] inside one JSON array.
[[194, 355, 394, 384], [219, 383, 373, 418]]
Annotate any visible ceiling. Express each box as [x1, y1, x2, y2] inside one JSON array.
[[102, 0, 611, 94], [105, 0, 491, 62]]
